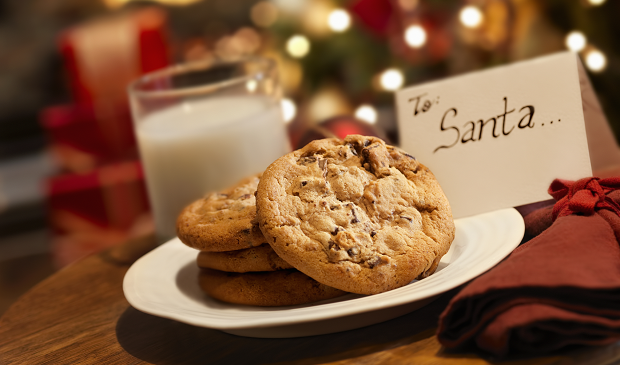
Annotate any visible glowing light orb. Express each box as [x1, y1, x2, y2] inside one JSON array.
[[565, 31, 586, 52], [404, 25, 426, 48], [588, 0, 606, 6], [460, 6, 483, 28], [585, 50, 607, 72], [355, 104, 378, 124], [286, 35, 310, 58], [327, 9, 351, 32], [281, 98, 297, 123], [379, 69, 404, 91]]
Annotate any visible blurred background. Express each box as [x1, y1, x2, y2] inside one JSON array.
[[0, 0, 619, 315]]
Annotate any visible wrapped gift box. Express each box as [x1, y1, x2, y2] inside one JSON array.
[[37, 7, 171, 266], [46, 160, 152, 267], [59, 7, 169, 106], [39, 103, 136, 172]]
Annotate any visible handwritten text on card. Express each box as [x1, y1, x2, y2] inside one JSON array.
[[396, 52, 592, 218]]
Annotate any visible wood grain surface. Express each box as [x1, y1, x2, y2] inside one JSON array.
[[1, 235, 619, 365]]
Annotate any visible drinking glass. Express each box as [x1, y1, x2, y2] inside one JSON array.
[[128, 57, 291, 243]]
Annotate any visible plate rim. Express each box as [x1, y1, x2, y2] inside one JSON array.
[[123, 207, 524, 330]]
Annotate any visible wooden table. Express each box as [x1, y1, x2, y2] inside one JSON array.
[[1, 236, 619, 365]]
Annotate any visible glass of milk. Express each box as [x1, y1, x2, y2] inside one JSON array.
[[128, 57, 291, 243]]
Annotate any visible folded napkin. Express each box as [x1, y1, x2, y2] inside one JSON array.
[[436, 177, 620, 358]]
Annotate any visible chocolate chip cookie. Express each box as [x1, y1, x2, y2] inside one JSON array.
[[196, 244, 293, 273], [177, 174, 265, 251], [255, 135, 455, 295], [199, 268, 347, 306]]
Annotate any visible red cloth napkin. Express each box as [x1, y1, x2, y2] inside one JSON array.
[[436, 177, 620, 358]]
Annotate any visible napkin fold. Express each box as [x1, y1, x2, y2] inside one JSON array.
[[436, 177, 620, 358]]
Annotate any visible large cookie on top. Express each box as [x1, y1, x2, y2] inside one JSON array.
[[176, 174, 265, 252], [255, 135, 455, 295]]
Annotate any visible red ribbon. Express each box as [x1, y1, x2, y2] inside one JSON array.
[[549, 177, 620, 220]]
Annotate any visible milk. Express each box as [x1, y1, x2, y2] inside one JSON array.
[[136, 95, 290, 241]]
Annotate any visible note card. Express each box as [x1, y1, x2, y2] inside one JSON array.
[[396, 52, 596, 218]]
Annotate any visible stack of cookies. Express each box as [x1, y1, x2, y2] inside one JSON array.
[[176, 135, 455, 306], [176, 174, 347, 306]]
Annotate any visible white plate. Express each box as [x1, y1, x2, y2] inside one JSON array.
[[123, 208, 524, 338]]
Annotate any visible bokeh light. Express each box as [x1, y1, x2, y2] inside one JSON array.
[[104, 0, 202, 7], [397, 0, 419, 11], [355, 104, 378, 124], [246, 80, 258, 92], [327, 9, 351, 33], [585, 49, 607, 72], [286, 35, 310, 58], [251, 1, 278, 28], [404, 25, 427, 48], [281, 98, 297, 123], [565, 31, 586, 52], [459, 6, 483, 28], [379, 69, 404, 91]]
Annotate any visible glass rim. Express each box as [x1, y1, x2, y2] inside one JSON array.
[[127, 56, 276, 99]]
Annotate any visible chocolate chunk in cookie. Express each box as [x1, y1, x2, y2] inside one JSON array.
[[256, 135, 455, 295]]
